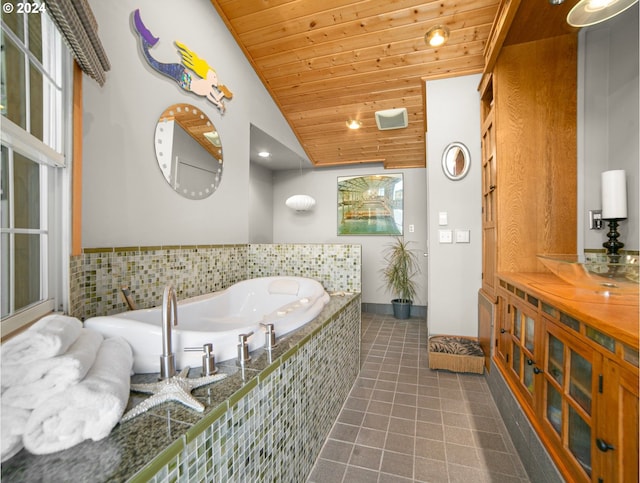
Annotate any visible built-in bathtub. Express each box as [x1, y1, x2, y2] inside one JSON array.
[[84, 276, 330, 374]]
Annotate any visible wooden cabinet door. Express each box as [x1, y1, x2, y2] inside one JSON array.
[[596, 359, 639, 482], [503, 295, 540, 409], [495, 294, 511, 367], [541, 321, 601, 482], [481, 91, 497, 296]]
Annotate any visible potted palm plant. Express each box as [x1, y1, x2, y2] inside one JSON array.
[[381, 237, 421, 319]]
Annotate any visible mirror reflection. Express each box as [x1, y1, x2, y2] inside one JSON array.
[[442, 142, 470, 180], [154, 104, 223, 200]]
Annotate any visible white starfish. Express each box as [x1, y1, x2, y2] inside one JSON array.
[[120, 367, 228, 423]]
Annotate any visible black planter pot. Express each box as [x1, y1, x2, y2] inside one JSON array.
[[391, 299, 412, 319]]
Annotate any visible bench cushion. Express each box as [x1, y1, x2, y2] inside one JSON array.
[[428, 335, 485, 374]]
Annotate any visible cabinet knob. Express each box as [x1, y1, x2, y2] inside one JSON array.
[[527, 358, 534, 365], [500, 328, 506, 334], [489, 184, 496, 192], [596, 438, 615, 452], [533, 367, 543, 374]]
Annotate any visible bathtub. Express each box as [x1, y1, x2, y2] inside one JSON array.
[[84, 277, 330, 374]]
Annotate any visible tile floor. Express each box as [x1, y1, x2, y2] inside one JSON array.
[[307, 313, 530, 483]]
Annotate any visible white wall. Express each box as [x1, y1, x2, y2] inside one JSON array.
[[579, 5, 639, 251], [249, 163, 274, 243], [82, 0, 306, 247], [426, 74, 482, 337], [273, 166, 429, 305]]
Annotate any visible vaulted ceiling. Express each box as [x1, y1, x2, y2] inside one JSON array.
[[210, 0, 578, 170]]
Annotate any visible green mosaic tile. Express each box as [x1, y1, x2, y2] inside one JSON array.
[[228, 378, 258, 407], [128, 436, 184, 483], [184, 402, 228, 444]]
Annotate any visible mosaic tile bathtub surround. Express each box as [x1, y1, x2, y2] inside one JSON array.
[[135, 297, 361, 482], [69, 244, 361, 320], [248, 244, 361, 293]]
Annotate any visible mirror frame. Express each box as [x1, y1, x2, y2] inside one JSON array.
[[441, 142, 471, 181], [154, 103, 223, 200]]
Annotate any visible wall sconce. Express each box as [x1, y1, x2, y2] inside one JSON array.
[[601, 169, 627, 258], [346, 119, 362, 130], [567, 0, 638, 27], [286, 194, 316, 212], [424, 25, 450, 47]]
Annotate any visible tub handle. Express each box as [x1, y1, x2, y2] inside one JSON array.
[[184, 343, 217, 376], [237, 332, 254, 365], [260, 323, 277, 351]]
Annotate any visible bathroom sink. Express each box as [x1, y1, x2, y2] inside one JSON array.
[[537, 254, 639, 294]]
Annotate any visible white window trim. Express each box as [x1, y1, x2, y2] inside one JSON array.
[[1, 117, 65, 168], [1, 15, 72, 336]]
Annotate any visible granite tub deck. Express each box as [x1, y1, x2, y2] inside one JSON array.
[[2, 293, 361, 482]]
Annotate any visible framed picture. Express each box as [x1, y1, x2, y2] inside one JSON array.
[[337, 174, 403, 235]]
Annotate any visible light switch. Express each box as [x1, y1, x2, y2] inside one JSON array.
[[438, 212, 448, 225], [455, 229, 470, 243], [439, 229, 453, 243]]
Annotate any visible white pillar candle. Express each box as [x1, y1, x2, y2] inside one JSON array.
[[601, 169, 627, 219]]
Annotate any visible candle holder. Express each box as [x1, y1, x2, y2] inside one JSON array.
[[602, 218, 625, 261]]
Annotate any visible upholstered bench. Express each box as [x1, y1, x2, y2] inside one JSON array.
[[428, 335, 485, 374]]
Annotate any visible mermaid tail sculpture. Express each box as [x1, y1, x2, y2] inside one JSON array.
[[132, 9, 232, 113]]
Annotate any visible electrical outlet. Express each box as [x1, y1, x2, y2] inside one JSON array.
[[589, 210, 603, 230], [439, 229, 453, 243], [409, 224, 415, 233]]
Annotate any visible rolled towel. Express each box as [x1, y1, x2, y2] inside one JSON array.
[[1, 314, 82, 365], [2, 329, 104, 409], [1, 404, 30, 462], [23, 337, 133, 455]]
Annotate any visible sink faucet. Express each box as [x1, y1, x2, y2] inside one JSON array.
[[160, 284, 178, 379]]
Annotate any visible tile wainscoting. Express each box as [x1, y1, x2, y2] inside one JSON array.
[[2, 294, 361, 482], [70, 244, 361, 320]]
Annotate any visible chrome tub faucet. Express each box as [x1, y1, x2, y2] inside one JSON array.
[[160, 285, 178, 379]]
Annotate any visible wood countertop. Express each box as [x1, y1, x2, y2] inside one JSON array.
[[497, 272, 639, 350]]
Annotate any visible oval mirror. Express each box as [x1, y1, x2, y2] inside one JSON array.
[[441, 142, 470, 181], [154, 103, 223, 200]]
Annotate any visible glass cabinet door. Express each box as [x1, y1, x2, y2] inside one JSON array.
[[507, 298, 539, 402], [543, 322, 598, 481]]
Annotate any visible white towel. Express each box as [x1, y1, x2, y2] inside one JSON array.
[[1, 404, 30, 462], [23, 337, 133, 455], [2, 329, 104, 409], [268, 279, 299, 295], [1, 314, 83, 365]]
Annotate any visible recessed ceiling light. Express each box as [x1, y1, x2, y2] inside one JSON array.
[[258, 151, 270, 158], [346, 119, 362, 130], [425, 25, 450, 47]]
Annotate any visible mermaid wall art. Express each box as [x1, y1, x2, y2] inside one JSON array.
[[132, 9, 233, 114]]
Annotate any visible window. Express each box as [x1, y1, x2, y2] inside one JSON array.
[[1, 8, 71, 335]]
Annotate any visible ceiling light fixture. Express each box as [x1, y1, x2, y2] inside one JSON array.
[[346, 119, 362, 130], [567, 0, 637, 26], [258, 150, 270, 158], [424, 25, 450, 47], [285, 194, 316, 212]]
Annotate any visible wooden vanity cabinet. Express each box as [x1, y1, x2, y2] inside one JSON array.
[[496, 276, 639, 482]]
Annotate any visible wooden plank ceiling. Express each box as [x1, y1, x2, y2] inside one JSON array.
[[210, 0, 500, 169]]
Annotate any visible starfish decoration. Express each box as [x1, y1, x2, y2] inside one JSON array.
[[120, 367, 228, 423]]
